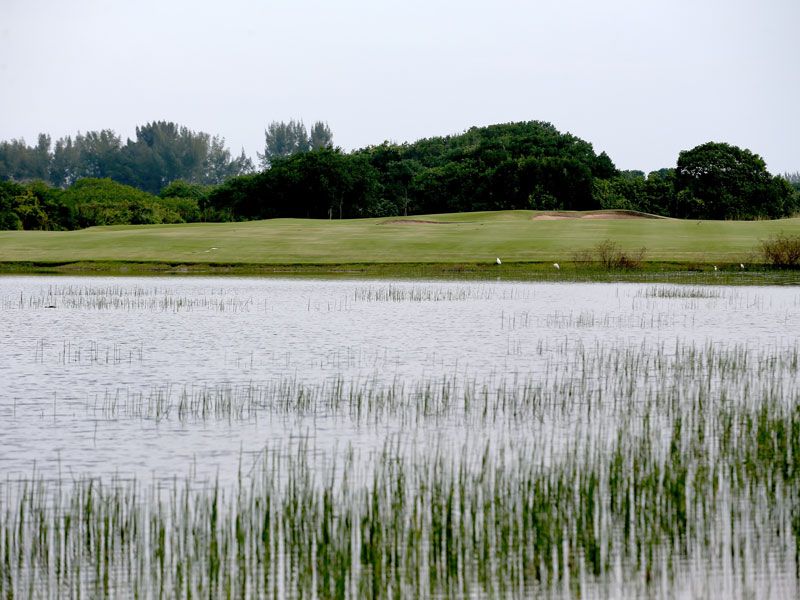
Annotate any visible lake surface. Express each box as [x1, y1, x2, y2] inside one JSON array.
[[1, 276, 799, 598], [2, 276, 796, 482]]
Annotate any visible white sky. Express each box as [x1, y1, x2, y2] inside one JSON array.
[[1, 0, 798, 174]]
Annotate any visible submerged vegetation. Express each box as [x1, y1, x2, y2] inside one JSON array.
[[2, 278, 799, 597], [2, 340, 800, 597]]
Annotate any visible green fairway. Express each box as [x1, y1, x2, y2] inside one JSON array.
[[1, 210, 800, 267]]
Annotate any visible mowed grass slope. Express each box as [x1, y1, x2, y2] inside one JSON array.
[[1, 210, 800, 264]]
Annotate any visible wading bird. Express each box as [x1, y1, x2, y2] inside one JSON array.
[[553, 263, 560, 270], [496, 258, 502, 265]]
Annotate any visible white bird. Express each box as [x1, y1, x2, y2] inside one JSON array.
[[740, 263, 745, 269], [553, 263, 560, 270], [496, 257, 502, 265], [713, 265, 718, 271]]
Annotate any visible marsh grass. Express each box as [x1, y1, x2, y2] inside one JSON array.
[[10, 339, 800, 434], [3, 279, 800, 597], [638, 285, 724, 299], [2, 340, 800, 597], [4, 284, 255, 312], [1, 393, 798, 599]]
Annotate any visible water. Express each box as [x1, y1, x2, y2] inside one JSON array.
[[1, 276, 799, 598], [1, 277, 796, 481]]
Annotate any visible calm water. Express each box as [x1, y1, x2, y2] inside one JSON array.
[[1, 276, 798, 484]]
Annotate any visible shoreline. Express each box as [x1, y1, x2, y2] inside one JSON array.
[[1, 260, 798, 284]]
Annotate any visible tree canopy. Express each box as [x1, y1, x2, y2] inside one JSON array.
[[675, 142, 794, 219], [1, 122, 253, 194], [257, 120, 333, 168], [1, 120, 797, 230]]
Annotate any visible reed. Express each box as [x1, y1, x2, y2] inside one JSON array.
[[1, 393, 798, 598]]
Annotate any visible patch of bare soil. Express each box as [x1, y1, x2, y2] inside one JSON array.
[[532, 214, 571, 220], [532, 210, 663, 221], [379, 219, 455, 225]]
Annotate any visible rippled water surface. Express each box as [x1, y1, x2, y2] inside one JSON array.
[[1, 276, 799, 598], [0, 276, 793, 480]]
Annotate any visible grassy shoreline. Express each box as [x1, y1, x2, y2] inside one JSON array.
[[1, 259, 798, 285]]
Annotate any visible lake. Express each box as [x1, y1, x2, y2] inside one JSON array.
[[1, 276, 798, 598]]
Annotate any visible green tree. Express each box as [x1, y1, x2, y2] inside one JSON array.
[[0, 180, 24, 229], [385, 159, 423, 216], [50, 136, 81, 187], [258, 120, 311, 168], [783, 172, 800, 192], [203, 138, 254, 184], [204, 173, 263, 220], [13, 188, 49, 230], [309, 121, 333, 150], [643, 169, 677, 216], [158, 180, 211, 222], [0, 134, 51, 182], [75, 130, 124, 179], [61, 178, 164, 226], [676, 142, 792, 219], [410, 161, 480, 214], [122, 121, 209, 193], [519, 156, 596, 211]]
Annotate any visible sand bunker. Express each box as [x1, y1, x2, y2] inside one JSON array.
[[531, 210, 662, 221], [379, 219, 455, 225]]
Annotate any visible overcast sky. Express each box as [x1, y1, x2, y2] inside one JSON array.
[[2, 0, 798, 173]]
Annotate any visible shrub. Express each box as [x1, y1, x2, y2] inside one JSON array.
[[574, 239, 647, 269], [157, 197, 200, 223], [0, 210, 22, 230], [760, 234, 800, 267]]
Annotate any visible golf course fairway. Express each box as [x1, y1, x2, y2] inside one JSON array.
[[1, 210, 800, 275]]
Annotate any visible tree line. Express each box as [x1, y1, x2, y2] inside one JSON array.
[[1, 120, 797, 230], [0, 121, 255, 194]]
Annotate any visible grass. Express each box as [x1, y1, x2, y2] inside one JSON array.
[[2, 382, 798, 598], [3, 279, 800, 596], [2, 211, 800, 275]]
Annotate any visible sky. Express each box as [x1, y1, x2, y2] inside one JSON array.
[[1, 0, 798, 174]]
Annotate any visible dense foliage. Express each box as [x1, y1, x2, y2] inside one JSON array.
[[1, 120, 797, 230], [0, 122, 252, 194], [0, 178, 206, 230], [257, 120, 333, 168], [209, 122, 618, 220]]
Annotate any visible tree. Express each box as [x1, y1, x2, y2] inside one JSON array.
[[121, 121, 208, 193], [519, 156, 596, 211], [309, 121, 333, 150], [676, 142, 793, 219], [384, 158, 423, 216], [50, 136, 81, 187], [76, 130, 124, 179], [258, 120, 311, 168], [410, 162, 480, 214], [61, 178, 166, 226], [205, 173, 264, 220], [203, 138, 254, 184], [13, 188, 49, 230], [592, 151, 618, 179], [0, 135, 51, 182], [0, 180, 24, 229], [268, 148, 352, 218]]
